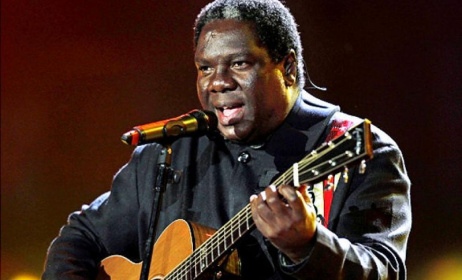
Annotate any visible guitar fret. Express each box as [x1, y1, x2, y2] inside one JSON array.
[[218, 237, 226, 255], [200, 247, 207, 274], [240, 216, 248, 233], [237, 217, 242, 236], [210, 240, 215, 261], [232, 227, 240, 242], [193, 252, 198, 279], [196, 252, 203, 277], [187, 260, 193, 280], [214, 244, 219, 260], [203, 241, 211, 264], [246, 206, 250, 229], [187, 258, 193, 280], [231, 218, 236, 244]]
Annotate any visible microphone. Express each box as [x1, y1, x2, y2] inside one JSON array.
[[121, 109, 218, 146]]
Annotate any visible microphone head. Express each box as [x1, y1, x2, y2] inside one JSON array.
[[189, 109, 218, 133], [121, 109, 218, 146]]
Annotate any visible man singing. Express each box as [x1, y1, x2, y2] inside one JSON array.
[[43, 1, 411, 279]]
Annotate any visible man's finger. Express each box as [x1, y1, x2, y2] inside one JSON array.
[[299, 184, 312, 204], [278, 185, 307, 213]]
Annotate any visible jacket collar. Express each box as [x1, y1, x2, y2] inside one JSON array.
[[265, 90, 340, 156]]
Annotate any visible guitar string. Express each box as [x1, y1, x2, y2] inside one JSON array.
[[165, 134, 356, 279]]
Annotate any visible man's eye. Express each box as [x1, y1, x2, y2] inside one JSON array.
[[232, 61, 249, 69], [198, 66, 212, 73]]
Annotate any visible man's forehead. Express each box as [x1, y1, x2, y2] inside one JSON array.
[[201, 20, 258, 40], [196, 20, 260, 52]]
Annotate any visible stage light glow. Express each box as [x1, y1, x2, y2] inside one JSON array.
[[10, 274, 40, 280], [422, 254, 462, 280]]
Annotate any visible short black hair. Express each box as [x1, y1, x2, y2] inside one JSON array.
[[194, 0, 305, 89]]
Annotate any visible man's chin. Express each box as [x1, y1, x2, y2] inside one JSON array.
[[218, 125, 249, 142], [218, 124, 265, 145]]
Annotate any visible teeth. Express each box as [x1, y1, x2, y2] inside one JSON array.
[[223, 109, 232, 117], [222, 107, 239, 117], [218, 106, 233, 112]]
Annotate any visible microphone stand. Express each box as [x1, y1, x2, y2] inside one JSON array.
[[139, 144, 175, 280]]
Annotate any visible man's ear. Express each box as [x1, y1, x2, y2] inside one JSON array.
[[283, 50, 297, 87]]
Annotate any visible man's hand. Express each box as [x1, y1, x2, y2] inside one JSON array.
[[250, 184, 317, 264]]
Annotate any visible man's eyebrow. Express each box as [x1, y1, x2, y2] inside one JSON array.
[[229, 52, 253, 59], [194, 57, 210, 64], [195, 52, 254, 62]]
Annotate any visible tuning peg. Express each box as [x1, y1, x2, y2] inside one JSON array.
[[343, 166, 349, 183], [324, 174, 334, 190], [359, 159, 367, 174]]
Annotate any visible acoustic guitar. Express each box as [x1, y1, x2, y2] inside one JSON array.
[[98, 120, 373, 280]]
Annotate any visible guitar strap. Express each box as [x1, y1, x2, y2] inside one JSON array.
[[315, 113, 356, 227]]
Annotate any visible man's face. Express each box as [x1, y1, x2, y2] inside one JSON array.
[[195, 20, 297, 144]]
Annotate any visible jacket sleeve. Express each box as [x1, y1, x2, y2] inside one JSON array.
[[280, 126, 412, 280], [42, 144, 160, 280]]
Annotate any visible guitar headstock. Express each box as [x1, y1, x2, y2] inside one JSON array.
[[291, 119, 373, 185]]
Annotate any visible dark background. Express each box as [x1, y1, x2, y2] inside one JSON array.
[[2, 1, 461, 279]]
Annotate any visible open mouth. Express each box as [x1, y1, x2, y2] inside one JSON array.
[[216, 105, 244, 125], [220, 106, 241, 116]]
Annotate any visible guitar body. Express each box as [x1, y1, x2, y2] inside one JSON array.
[[98, 219, 240, 280]]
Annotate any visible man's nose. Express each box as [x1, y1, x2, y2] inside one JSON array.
[[208, 68, 237, 93]]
